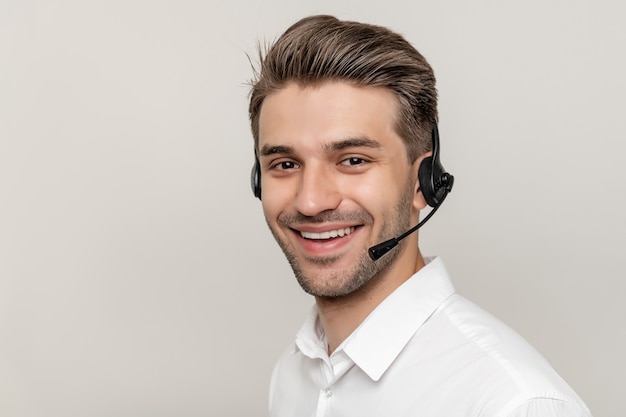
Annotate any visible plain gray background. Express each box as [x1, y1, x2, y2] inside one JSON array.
[[1, 0, 624, 416]]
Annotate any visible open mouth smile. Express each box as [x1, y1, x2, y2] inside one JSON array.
[[287, 224, 364, 257], [299, 227, 356, 240]]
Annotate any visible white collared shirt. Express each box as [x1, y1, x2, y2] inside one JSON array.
[[269, 257, 592, 417]]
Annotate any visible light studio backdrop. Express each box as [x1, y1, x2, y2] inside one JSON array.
[[1, 1, 623, 416]]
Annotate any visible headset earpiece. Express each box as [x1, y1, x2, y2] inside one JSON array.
[[418, 155, 437, 207], [251, 156, 262, 200], [418, 125, 454, 207]]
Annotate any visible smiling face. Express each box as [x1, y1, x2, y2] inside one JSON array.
[[258, 81, 427, 298]]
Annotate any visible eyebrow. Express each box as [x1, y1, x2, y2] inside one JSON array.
[[259, 137, 381, 157], [258, 145, 295, 157], [324, 137, 381, 152]]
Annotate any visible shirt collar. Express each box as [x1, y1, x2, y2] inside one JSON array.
[[294, 305, 328, 361], [294, 257, 456, 381]]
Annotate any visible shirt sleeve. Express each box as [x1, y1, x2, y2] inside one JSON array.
[[506, 397, 592, 417]]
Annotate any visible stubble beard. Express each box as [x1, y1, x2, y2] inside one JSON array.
[[267, 184, 414, 299]]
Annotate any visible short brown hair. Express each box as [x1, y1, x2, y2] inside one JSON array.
[[248, 15, 438, 162]]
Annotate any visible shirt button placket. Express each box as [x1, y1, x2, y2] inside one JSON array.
[[315, 387, 333, 417]]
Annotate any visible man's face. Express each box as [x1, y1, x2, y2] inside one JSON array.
[[257, 81, 426, 298]]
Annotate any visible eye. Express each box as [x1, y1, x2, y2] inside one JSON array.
[[271, 160, 300, 171], [340, 157, 366, 166]]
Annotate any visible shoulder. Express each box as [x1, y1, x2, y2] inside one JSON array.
[[412, 294, 592, 416], [503, 397, 592, 417]]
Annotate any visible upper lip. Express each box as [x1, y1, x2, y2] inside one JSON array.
[[290, 223, 361, 233]]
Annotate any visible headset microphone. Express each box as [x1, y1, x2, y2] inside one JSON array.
[[367, 190, 449, 260], [368, 125, 454, 261]]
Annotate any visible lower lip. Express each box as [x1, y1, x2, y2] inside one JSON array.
[[293, 227, 361, 257]]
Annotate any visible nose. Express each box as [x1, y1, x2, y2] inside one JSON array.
[[295, 162, 341, 217]]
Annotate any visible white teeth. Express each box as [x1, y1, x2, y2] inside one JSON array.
[[300, 227, 355, 240]]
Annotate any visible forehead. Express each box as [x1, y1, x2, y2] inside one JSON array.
[[258, 81, 403, 152]]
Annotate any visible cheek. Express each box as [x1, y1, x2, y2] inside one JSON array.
[[341, 173, 406, 216], [261, 180, 292, 222], [261, 198, 279, 225]]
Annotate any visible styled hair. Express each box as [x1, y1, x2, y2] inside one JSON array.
[[248, 15, 438, 162]]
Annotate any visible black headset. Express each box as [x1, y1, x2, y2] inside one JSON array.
[[251, 154, 262, 200], [251, 124, 453, 207], [417, 124, 454, 207]]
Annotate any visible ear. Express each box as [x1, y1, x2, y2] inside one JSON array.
[[412, 152, 431, 211]]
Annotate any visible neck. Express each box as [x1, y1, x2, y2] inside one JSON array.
[[316, 245, 425, 354]]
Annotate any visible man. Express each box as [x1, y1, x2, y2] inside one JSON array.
[[248, 14, 592, 417]]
